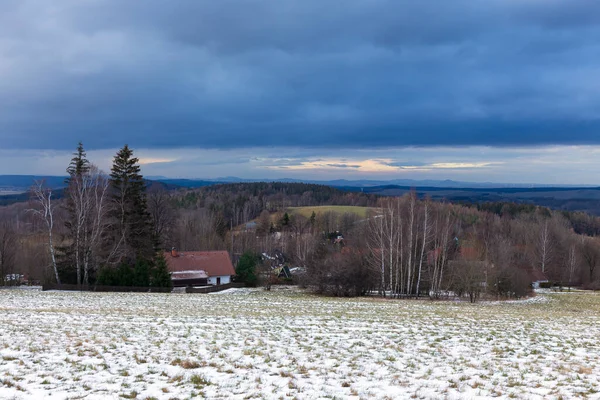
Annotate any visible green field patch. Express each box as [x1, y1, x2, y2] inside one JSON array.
[[287, 205, 376, 218]]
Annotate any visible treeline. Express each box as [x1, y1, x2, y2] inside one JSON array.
[[154, 182, 377, 254], [0, 143, 171, 287], [301, 195, 600, 300], [173, 182, 376, 220], [474, 201, 600, 237]]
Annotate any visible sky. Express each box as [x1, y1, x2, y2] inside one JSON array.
[[1, 0, 600, 184]]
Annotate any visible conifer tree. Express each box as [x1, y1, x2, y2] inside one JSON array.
[[108, 145, 155, 264], [282, 212, 290, 227], [150, 253, 173, 288], [235, 251, 259, 286], [66, 142, 90, 178], [132, 259, 150, 287]]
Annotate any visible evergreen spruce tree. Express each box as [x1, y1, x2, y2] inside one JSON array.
[[235, 251, 259, 286], [132, 259, 150, 287], [150, 253, 173, 288], [109, 145, 155, 265], [96, 266, 117, 286], [66, 142, 90, 178], [281, 212, 290, 227], [116, 261, 134, 286]]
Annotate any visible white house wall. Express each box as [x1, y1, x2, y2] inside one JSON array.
[[207, 276, 231, 285]]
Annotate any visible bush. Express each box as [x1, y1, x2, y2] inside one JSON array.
[[490, 267, 531, 299], [305, 247, 376, 297]]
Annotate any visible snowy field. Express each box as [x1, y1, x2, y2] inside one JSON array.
[[1, 288, 600, 399]]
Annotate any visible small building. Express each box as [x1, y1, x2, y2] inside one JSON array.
[[273, 265, 292, 279], [165, 249, 235, 287], [245, 221, 258, 231], [528, 269, 549, 289]]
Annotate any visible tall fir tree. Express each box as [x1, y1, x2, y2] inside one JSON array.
[[66, 142, 90, 178], [109, 145, 155, 263]]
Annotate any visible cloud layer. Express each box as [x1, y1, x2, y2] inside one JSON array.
[[1, 0, 600, 151], [2, 145, 599, 185]]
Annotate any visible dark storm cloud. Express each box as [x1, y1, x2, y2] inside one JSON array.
[[1, 0, 600, 151]]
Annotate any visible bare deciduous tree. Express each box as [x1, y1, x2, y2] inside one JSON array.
[[566, 242, 578, 289], [84, 166, 110, 284], [368, 208, 387, 295], [580, 237, 599, 283], [29, 181, 60, 284], [415, 199, 430, 297], [147, 185, 175, 248], [531, 218, 554, 274], [0, 223, 17, 285]]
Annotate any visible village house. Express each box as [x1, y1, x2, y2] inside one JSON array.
[[527, 268, 549, 289], [245, 221, 258, 231], [164, 249, 236, 287]]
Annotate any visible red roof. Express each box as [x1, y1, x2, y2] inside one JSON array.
[[164, 251, 235, 277], [460, 246, 479, 261], [526, 268, 549, 282]]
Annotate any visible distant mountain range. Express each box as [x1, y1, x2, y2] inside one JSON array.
[[152, 176, 597, 189], [0, 175, 67, 193], [1, 174, 597, 193]]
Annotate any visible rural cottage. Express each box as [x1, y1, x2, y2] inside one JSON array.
[[165, 249, 235, 287]]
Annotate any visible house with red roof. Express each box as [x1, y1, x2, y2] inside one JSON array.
[[524, 268, 549, 289], [164, 249, 236, 287]]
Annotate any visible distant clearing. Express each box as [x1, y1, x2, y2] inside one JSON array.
[[287, 205, 375, 218], [0, 190, 25, 195]]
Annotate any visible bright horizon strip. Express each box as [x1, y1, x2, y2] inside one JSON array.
[[266, 159, 500, 173], [2, 145, 600, 184]]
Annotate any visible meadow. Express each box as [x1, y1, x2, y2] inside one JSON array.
[[1, 287, 600, 399], [286, 206, 375, 219]]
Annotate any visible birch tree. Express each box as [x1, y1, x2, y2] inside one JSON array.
[[566, 243, 578, 290], [415, 200, 430, 297], [536, 219, 553, 274], [430, 210, 453, 298], [64, 142, 90, 285], [83, 166, 110, 284], [405, 192, 416, 295], [29, 181, 60, 284], [367, 208, 386, 295]]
